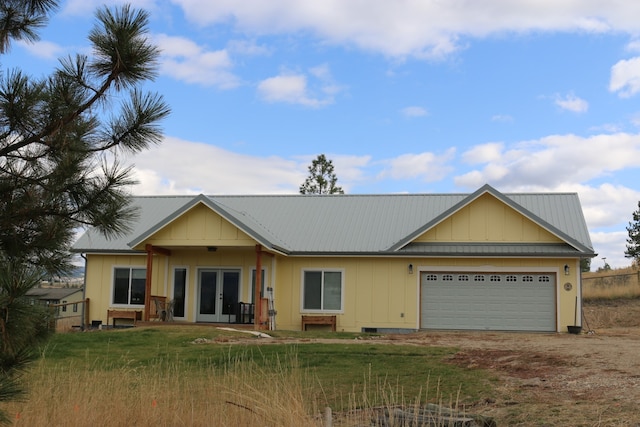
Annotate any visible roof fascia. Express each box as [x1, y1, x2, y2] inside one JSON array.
[[388, 184, 592, 254]]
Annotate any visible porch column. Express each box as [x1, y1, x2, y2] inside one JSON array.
[[144, 245, 153, 321], [255, 244, 262, 330], [143, 244, 172, 321]]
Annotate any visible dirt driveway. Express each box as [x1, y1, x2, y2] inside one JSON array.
[[385, 327, 640, 426]]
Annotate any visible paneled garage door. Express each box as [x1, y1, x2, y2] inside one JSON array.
[[420, 272, 556, 331]]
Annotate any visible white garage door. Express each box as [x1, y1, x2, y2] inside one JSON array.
[[420, 272, 556, 331]]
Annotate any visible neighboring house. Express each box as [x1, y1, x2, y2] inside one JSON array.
[[26, 287, 84, 318], [72, 184, 595, 333]]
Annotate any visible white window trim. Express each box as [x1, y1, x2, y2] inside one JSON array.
[[249, 267, 268, 304], [111, 266, 147, 307], [300, 268, 345, 314]]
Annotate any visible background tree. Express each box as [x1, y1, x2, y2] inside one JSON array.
[[0, 2, 170, 422], [625, 201, 640, 265], [580, 258, 591, 273], [299, 154, 344, 194]]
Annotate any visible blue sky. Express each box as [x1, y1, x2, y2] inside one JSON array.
[[7, 0, 640, 269]]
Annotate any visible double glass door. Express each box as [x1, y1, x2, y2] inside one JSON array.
[[197, 269, 239, 322]]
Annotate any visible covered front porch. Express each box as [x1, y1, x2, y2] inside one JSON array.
[[139, 243, 274, 330]]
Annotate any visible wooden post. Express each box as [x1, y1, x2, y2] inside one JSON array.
[[84, 298, 90, 330], [255, 244, 262, 331], [144, 244, 153, 321], [143, 245, 171, 321]]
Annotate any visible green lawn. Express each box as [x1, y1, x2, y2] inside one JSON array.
[[39, 326, 495, 408]]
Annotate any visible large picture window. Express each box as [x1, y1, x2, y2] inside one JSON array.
[[302, 270, 343, 312], [113, 268, 146, 305]]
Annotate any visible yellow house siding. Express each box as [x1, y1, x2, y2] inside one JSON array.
[[416, 194, 563, 243], [84, 254, 147, 325], [144, 203, 255, 247], [273, 257, 419, 332]]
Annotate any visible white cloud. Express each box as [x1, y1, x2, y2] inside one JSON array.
[[491, 114, 514, 123], [155, 34, 240, 89], [226, 39, 271, 56], [378, 148, 456, 182], [462, 142, 504, 164], [130, 137, 303, 194], [400, 106, 428, 117], [172, 1, 640, 58], [591, 231, 631, 269], [257, 66, 343, 107], [129, 139, 374, 195], [626, 39, 640, 53], [555, 93, 589, 113], [609, 57, 640, 98], [16, 40, 65, 60], [63, 0, 156, 15], [455, 132, 640, 190]]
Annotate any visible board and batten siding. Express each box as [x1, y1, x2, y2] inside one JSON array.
[[141, 203, 255, 248], [414, 193, 564, 243]]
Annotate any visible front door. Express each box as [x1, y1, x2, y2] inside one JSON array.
[[197, 269, 240, 322]]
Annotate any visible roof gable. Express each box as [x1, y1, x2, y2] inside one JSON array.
[[128, 195, 289, 252], [414, 192, 563, 243], [389, 184, 593, 254], [129, 201, 256, 249]]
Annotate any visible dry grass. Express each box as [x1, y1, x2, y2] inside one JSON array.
[[7, 354, 323, 426], [5, 349, 477, 427], [582, 267, 640, 300]]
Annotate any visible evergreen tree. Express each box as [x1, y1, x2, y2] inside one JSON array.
[[299, 154, 344, 194], [0, 3, 170, 422], [625, 201, 640, 264]]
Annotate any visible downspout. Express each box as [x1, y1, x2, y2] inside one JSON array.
[[80, 254, 87, 330], [254, 244, 262, 331], [270, 254, 276, 331]]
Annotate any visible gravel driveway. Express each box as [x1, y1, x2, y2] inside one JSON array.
[[396, 328, 640, 426]]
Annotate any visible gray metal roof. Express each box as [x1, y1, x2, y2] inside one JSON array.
[[72, 184, 595, 257], [26, 287, 83, 301]]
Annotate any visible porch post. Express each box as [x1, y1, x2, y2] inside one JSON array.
[[144, 244, 172, 321], [144, 244, 153, 321], [255, 244, 262, 330]]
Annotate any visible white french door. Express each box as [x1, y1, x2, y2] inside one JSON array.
[[196, 269, 240, 322]]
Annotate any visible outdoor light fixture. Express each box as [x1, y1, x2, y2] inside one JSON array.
[[408, 264, 413, 274], [564, 264, 570, 275]]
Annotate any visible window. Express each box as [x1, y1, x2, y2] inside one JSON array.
[[458, 275, 469, 281], [442, 274, 453, 281], [73, 303, 78, 313], [425, 274, 437, 281], [474, 275, 485, 282], [173, 268, 187, 318], [506, 275, 517, 282], [62, 300, 67, 312], [490, 275, 501, 282], [113, 268, 146, 305], [523, 275, 533, 282], [538, 275, 550, 282], [302, 270, 342, 312]]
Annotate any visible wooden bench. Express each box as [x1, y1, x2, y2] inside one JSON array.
[[301, 315, 337, 331], [107, 309, 142, 328]]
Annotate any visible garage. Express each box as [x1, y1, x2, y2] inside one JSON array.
[[420, 272, 557, 331]]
